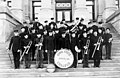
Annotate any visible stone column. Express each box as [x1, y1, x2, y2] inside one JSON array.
[[38, 0, 54, 23], [22, 0, 30, 23], [97, 0, 105, 22], [74, 0, 91, 24], [102, 0, 117, 22], [10, 0, 23, 22]]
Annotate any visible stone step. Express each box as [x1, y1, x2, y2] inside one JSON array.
[[0, 71, 120, 77]]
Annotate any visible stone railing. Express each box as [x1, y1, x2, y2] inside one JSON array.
[[106, 8, 120, 34], [0, 6, 22, 43]]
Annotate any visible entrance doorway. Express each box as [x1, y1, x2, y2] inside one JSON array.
[[56, 10, 72, 22]]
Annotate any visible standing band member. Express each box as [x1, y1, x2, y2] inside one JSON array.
[[8, 30, 21, 69], [21, 34, 32, 68], [70, 32, 81, 68], [45, 30, 55, 64], [81, 32, 90, 68], [104, 28, 113, 60], [35, 32, 44, 68], [92, 31, 101, 67]]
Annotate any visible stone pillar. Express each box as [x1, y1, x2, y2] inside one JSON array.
[[102, 0, 117, 22], [22, 0, 30, 23], [38, 0, 54, 23], [74, 0, 91, 24], [10, 0, 23, 22], [97, 0, 106, 22]]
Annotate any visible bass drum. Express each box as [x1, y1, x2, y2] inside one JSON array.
[[54, 49, 74, 69]]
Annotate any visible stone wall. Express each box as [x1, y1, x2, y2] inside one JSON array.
[[0, 6, 22, 43]]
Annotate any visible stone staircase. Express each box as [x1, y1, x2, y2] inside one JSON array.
[[0, 28, 120, 78]]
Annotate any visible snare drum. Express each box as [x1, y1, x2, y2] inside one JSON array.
[[54, 49, 74, 69]]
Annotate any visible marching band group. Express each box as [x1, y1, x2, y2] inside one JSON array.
[[8, 17, 113, 69]]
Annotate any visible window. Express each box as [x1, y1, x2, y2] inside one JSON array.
[[32, 1, 42, 20], [116, 0, 119, 9], [86, 0, 95, 20]]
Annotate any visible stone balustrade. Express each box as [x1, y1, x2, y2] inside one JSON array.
[[0, 6, 22, 43], [106, 8, 120, 34]]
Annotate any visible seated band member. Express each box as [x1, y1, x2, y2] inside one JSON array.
[[8, 30, 21, 69]]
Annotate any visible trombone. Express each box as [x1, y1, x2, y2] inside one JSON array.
[[19, 41, 32, 62], [92, 36, 102, 58]]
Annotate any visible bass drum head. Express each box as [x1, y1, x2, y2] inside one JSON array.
[[54, 49, 74, 69]]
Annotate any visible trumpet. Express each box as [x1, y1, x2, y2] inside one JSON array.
[[19, 41, 32, 62], [92, 36, 102, 58]]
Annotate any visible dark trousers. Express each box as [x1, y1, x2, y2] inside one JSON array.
[[23, 53, 31, 68], [47, 50, 54, 64], [13, 52, 20, 69], [93, 50, 101, 67], [72, 52, 78, 68], [105, 43, 112, 59], [36, 50, 43, 68], [89, 46, 94, 60], [31, 46, 36, 60], [83, 54, 89, 67]]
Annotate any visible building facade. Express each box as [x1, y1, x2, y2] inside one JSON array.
[[4, 0, 119, 23], [0, 0, 119, 42]]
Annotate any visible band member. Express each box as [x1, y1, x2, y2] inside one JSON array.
[[92, 31, 101, 67], [19, 27, 26, 39], [44, 20, 49, 31], [49, 18, 57, 29], [35, 32, 44, 68], [59, 32, 70, 50], [70, 32, 81, 68], [103, 28, 113, 60], [81, 32, 90, 68], [29, 28, 36, 60], [45, 30, 55, 64], [33, 18, 41, 31], [23, 22, 29, 33], [54, 28, 60, 51], [21, 34, 32, 68], [8, 30, 21, 69], [43, 30, 48, 61], [98, 28, 104, 60]]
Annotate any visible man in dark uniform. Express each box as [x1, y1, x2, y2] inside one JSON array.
[[8, 30, 21, 69], [23, 22, 29, 33], [21, 34, 32, 68], [45, 30, 55, 64], [98, 28, 104, 60], [103, 28, 113, 60], [91, 31, 101, 67], [70, 32, 81, 68], [49, 18, 57, 29], [59, 32, 70, 50], [43, 30, 48, 61], [33, 18, 41, 31], [29, 28, 36, 60], [80, 32, 90, 68], [34, 32, 44, 68]]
